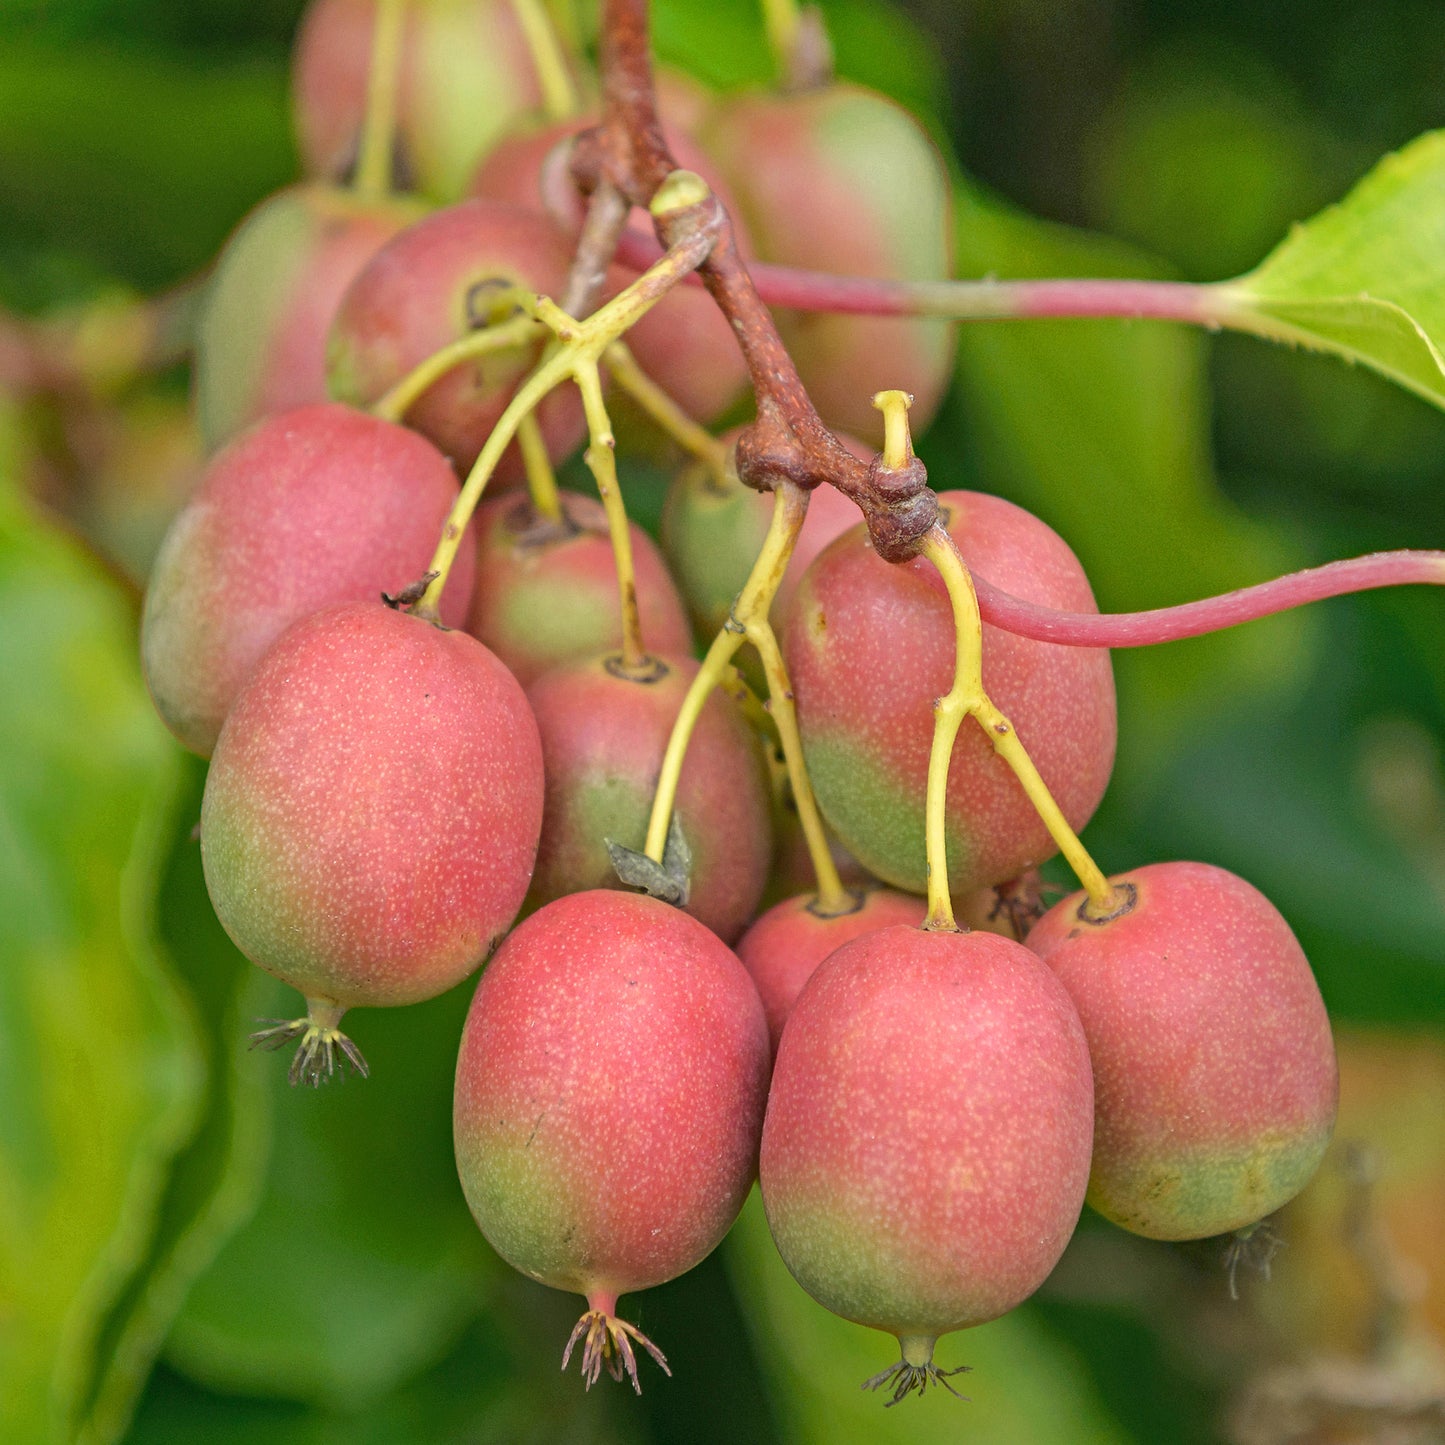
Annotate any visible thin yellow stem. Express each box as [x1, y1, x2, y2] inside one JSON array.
[[509, 0, 579, 120], [372, 310, 541, 423], [516, 409, 563, 523], [355, 0, 406, 200], [759, 0, 802, 82], [874, 388, 915, 470], [918, 527, 1117, 921], [603, 341, 731, 484], [413, 236, 713, 621], [643, 481, 809, 861], [574, 360, 645, 671], [747, 617, 850, 914]]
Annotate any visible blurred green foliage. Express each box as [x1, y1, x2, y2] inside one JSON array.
[[1, 0, 1442, 1442]]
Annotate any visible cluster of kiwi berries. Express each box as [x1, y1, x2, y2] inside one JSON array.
[[140, 0, 1338, 1401]]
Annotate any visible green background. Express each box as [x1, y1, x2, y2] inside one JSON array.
[[1, 0, 1442, 1441]]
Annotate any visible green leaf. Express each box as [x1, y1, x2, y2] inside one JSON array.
[[165, 974, 497, 1408], [725, 1192, 1130, 1444], [1220, 131, 1445, 411], [943, 181, 1310, 758], [0, 426, 200, 1443], [77, 754, 272, 1445]]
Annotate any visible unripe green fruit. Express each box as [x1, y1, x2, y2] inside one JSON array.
[[466, 490, 691, 687], [201, 601, 543, 1012], [1027, 860, 1338, 1241], [760, 925, 1093, 1388], [292, 0, 556, 201], [193, 184, 423, 451], [327, 198, 584, 478], [659, 432, 869, 641], [704, 83, 955, 442], [525, 652, 773, 944], [142, 402, 474, 756], [783, 489, 1116, 895]]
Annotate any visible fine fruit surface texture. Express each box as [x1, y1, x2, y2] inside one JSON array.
[[524, 653, 773, 943], [454, 889, 770, 1375], [141, 402, 473, 756], [760, 925, 1093, 1374], [736, 888, 927, 1055], [201, 601, 543, 1010], [466, 491, 691, 686], [193, 183, 422, 449], [1027, 860, 1338, 1240], [784, 489, 1117, 895]]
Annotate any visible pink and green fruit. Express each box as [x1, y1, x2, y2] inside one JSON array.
[[465, 490, 691, 687], [736, 888, 926, 1055], [471, 114, 751, 422], [659, 429, 868, 640], [202, 601, 543, 1027], [704, 82, 955, 443], [142, 402, 474, 757], [454, 888, 770, 1386], [193, 184, 423, 450], [783, 488, 1116, 895], [1026, 860, 1338, 1241], [525, 652, 773, 944], [292, 0, 556, 201], [760, 924, 1093, 1395], [761, 802, 879, 910], [327, 197, 584, 477]]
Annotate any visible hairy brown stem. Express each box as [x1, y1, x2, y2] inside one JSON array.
[[585, 0, 937, 561]]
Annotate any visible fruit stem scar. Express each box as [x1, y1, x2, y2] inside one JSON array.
[[918, 520, 1119, 920]]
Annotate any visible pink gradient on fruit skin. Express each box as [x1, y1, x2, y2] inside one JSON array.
[[760, 926, 1093, 1338], [465, 490, 691, 687], [328, 199, 583, 480], [525, 653, 773, 944], [783, 489, 1117, 891], [292, 0, 541, 194], [453, 890, 770, 1297], [704, 85, 954, 442], [201, 602, 543, 1009], [736, 889, 926, 1055], [141, 402, 474, 757], [472, 117, 751, 421], [1027, 861, 1338, 1237]]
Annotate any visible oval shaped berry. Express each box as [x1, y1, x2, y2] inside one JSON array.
[[783, 489, 1116, 896], [454, 888, 770, 1388], [1026, 860, 1338, 1241], [760, 924, 1093, 1397], [201, 601, 543, 1051], [141, 402, 473, 756]]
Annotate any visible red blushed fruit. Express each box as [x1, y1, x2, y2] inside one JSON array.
[[760, 925, 1093, 1400], [525, 653, 773, 944], [1027, 860, 1338, 1242], [292, 0, 556, 200], [194, 184, 423, 450], [471, 115, 750, 422], [454, 889, 770, 1390], [327, 198, 584, 479], [466, 490, 691, 687], [660, 432, 869, 642], [736, 889, 926, 1056], [783, 489, 1117, 896], [201, 601, 543, 1083], [141, 402, 474, 757], [704, 83, 955, 444]]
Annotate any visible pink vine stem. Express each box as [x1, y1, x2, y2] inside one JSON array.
[[612, 228, 1228, 327], [972, 551, 1445, 648]]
